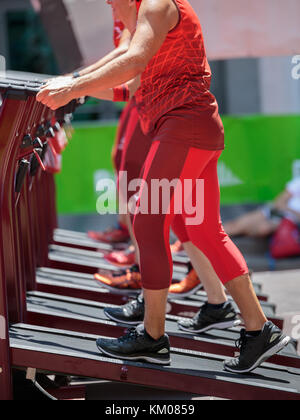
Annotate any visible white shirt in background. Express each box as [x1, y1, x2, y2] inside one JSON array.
[[286, 177, 300, 222]]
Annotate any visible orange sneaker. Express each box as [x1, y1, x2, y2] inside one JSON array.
[[88, 223, 130, 244], [170, 240, 184, 254], [104, 247, 136, 267], [94, 264, 141, 294], [168, 269, 203, 299]]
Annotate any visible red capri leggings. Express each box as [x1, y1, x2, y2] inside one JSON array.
[[133, 140, 249, 290], [118, 104, 152, 198], [112, 100, 136, 174]]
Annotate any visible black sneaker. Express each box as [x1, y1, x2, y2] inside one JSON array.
[[104, 294, 145, 325], [177, 302, 241, 333], [96, 324, 171, 365], [224, 321, 291, 373]]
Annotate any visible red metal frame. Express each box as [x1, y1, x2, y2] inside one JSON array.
[[0, 96, 30, 399], [0, 83, 55, 398], [45, 385, 86, 400], [0, 97, 30, 323], [11, 347, 300, 401]]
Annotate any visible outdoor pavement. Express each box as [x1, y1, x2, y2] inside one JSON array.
[[252, 269, 300, 355]]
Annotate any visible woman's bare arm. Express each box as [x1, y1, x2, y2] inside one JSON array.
[[92, 75, 141, 101], [78, 28, 131, 77], [37, 0, 178, 109]]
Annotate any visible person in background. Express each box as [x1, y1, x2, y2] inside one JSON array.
[[224, 177, 300, 237]]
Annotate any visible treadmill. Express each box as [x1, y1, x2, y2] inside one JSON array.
[[53, 229, 191, 266], [1, 73, 299, 401], [25, 290, 300, 369]]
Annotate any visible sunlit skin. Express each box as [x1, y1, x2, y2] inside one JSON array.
[[224, 189, 300, 237], [36, 1, 137, 109], [36, 0, 178, 110], [37, 0, 268, 340]]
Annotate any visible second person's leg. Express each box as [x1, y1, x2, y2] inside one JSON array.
[[133, 142, 219, 339]]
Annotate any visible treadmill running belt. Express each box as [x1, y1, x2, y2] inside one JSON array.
[[10, 324, 300, 400], [26, 292, 298, 360]]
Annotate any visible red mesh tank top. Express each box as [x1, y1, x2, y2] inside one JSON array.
[[134, 0, 224, 151]]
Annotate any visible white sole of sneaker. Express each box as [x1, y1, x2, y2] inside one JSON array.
[[223, 335, 291, 374], [104, 310, 143, 326], [96, 343, 171, 365], [178, 319, 242, 334], [168, 283, 204, 300]]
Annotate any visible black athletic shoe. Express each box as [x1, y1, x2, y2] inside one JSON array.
[[177, 302, 241, 334], [104, 294, 145, 325], [96, 324, 171, 365], [224, 321, 291, 374]]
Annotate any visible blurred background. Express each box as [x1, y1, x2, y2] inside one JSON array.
[[0, 0, 300, 274]]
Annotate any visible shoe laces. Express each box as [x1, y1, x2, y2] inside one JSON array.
[[193, 302, 209, 323], [119, 327, 139, 343], [126, 295, 144, 311], [235, 329, 248, 353]]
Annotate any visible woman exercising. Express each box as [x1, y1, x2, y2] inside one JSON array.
[[37, 0, 290, 373]]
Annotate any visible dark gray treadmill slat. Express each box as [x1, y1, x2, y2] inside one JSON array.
[[25, 293, 238, 343], [35, 269, 274, 320], [169, 297, 274, 318], [37, 275, 132, 296], [36, 267, 186, 289], [49, 248, 188, 274], [37, 267, 95, 281], [172, 254, 189, 264], [54, 234, 113, 251], [52, 240, 189, 271], [50, 245, 106, 259], [36, 272, 274, 318], [3, 70, 50, 82], [48, 250, 120, 271], [183, 294, 276, 316], [9, 324, 300, 398], [27, 293, 109, 323], [54, 232, 188, 265], [38, 265, 261, 296], [26, 292, 295, 356], [55, 229, 90, 239]]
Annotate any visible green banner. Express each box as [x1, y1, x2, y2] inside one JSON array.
[[219, 114, 300, 203], [55, 115, 300, 214], [55, 123, 117, 214]]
